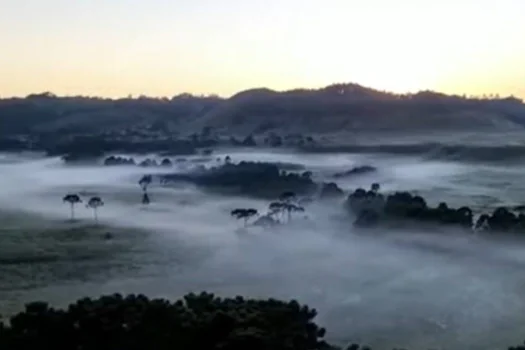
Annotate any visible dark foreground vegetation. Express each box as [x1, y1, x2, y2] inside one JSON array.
[[2, 292, 525, 350], [0, 292, 330, 350]]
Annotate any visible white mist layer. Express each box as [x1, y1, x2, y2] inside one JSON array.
[[1, 152, 525, 349]]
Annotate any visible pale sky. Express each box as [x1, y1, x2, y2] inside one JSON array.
[[1, 0, 524, 98]]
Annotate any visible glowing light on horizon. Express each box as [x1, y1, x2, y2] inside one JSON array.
[[0, 0, 524, 99]]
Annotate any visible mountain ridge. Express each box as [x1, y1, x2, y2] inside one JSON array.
[[1, 83, 524, 136]]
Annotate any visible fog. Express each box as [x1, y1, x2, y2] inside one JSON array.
[[2, 150, 525, 349]]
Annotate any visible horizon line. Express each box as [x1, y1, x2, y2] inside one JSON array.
[[0, 82, 522, 102]]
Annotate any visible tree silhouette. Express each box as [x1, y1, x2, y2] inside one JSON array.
[[86, 196, 104, 223], [283, 203, 305, 222], [230, 208, 258, 227], [268, 201, 285, 222], [139, 175, 152, 192], [371, 183, 380, 193], [139, 175, 153, 204], [63, 193, 82, 220], [142, 192, 150, 205], [275, 191, 303, 222]]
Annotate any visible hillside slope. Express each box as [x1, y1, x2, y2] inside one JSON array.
[[188, 85, 525, 134], [1, 85, 524, 137]]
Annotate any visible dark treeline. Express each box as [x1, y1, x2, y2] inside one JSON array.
[[159, 161, 344, 200], [347, 184, 525, 233]]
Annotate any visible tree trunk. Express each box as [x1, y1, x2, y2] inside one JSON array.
[[70, 203, 75, 220], [94, 208, 98, 223]]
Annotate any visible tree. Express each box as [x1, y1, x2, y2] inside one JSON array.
[[371, 183, 380, 193], [276, 192, 303, 222], [86, 196, 104, 223], [139, 175, 152, 192], [269, 197, 305, 223], [142, 192, 150, 205], [230, 208, 258, 227], [283, 203, 305, 222], [268, 202, 285, 222], [63, 193, 82, 220]]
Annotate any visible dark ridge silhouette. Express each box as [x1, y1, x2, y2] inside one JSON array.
[[193, 84, 525, 133], [1, 83, 524, 154]]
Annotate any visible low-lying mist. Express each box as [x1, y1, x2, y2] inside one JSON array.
[[2, 151, 525, 350]]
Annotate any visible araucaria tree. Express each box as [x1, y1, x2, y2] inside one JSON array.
[[230, 208, 258, 227], [275, 191, 304, 222], [86, 196, 104, 223], [269, 201, 285, 222], [139, 175, 152, 192], [139, 175, 153, 204], [63, 193, 82, 220], [142, 192, 150, 205]]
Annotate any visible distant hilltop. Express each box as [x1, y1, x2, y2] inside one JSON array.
[[1, 83, 524, 136]]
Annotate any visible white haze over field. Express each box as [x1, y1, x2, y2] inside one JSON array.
[[2, 150, 525, 349]]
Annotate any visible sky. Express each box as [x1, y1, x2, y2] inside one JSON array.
[[0, 0, 524, 98]]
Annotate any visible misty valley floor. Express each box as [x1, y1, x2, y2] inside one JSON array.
[[2, 151, 525, 349]]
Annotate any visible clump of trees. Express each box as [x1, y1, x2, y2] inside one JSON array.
[[62, 193, 104, 222], [474, 207, 525, 232], [0, 292, 329, 350], [160, 160, 343, 200], [346, 184, 473, 228], [104, 155, 136, 166], [346, 183, 525, 233], [269, 191, 305, 223], [103, 155, 172, 167], [231, 191, 310, 229], [52, 137, 201, 163]]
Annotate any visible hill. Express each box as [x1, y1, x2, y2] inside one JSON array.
[[1, 84, 524, 147], [191, 84, 525, 134]]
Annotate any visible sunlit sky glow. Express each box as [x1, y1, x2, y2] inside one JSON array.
[[1, 0, 524, 98]]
